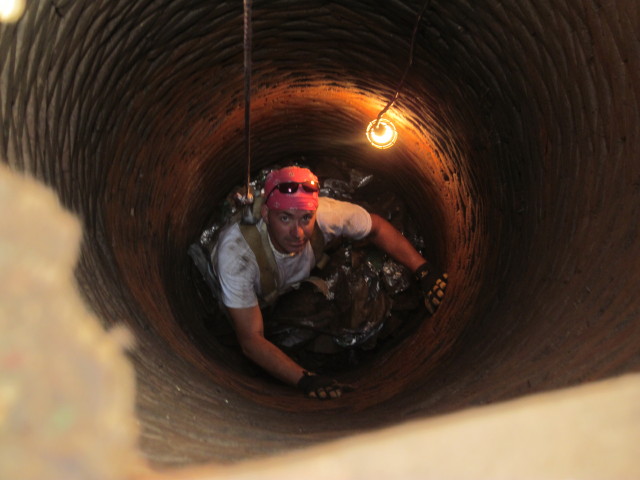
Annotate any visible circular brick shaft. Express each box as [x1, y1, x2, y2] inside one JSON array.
[[1, 0, 639, 466]]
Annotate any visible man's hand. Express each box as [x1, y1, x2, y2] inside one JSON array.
[[415, 262, 448, 315], [297, 372, 354, 400]]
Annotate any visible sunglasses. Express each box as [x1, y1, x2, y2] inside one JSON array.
[[265, 180, 320, 201]]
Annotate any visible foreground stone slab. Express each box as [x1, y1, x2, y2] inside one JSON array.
[[151, 373, 640, 480]]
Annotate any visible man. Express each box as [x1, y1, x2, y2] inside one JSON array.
[[211, 166, 447, 399]]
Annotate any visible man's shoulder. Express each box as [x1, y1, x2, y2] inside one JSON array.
[[316, 196, 372, 240], [213, 221, 259, 286], [317, 196, 369, 218], [215, 222, 253, 257], [217, 221, 242, 243], [318, 195, 349, 208], [317, 196, 361, 215]]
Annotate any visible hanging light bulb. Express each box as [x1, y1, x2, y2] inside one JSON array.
[[366, 118, 398, 149], [365, 0, 431, 149], [0, 0, 25, 23]]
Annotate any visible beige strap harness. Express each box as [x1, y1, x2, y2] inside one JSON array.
[[239, 223, 328, 306]]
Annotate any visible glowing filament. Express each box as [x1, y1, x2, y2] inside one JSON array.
[[366, 118, 398, 149], [0, 0, 25, 23]]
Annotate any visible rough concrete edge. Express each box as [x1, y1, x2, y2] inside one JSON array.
[[149, 373, 640, 480], [0, 163, 145, 480]]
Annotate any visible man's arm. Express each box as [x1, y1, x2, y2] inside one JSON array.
[[228, 305, 305, 386], [227, 305, 348, 398], [367, 213, 427, 272], [367, 213, 448, 314]]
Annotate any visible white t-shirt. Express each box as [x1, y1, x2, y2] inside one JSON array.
[[212, 196, 372, 308]]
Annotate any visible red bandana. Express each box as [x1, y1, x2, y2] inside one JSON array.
[[263, 166, 319, 211]]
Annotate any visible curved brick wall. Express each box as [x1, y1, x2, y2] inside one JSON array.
[[1, 0, 639, 466]]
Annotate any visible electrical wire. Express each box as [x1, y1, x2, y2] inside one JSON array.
[[375, 0, 432, 127]]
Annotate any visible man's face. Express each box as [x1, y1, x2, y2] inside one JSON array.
[[262, 205, 317, 254]]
